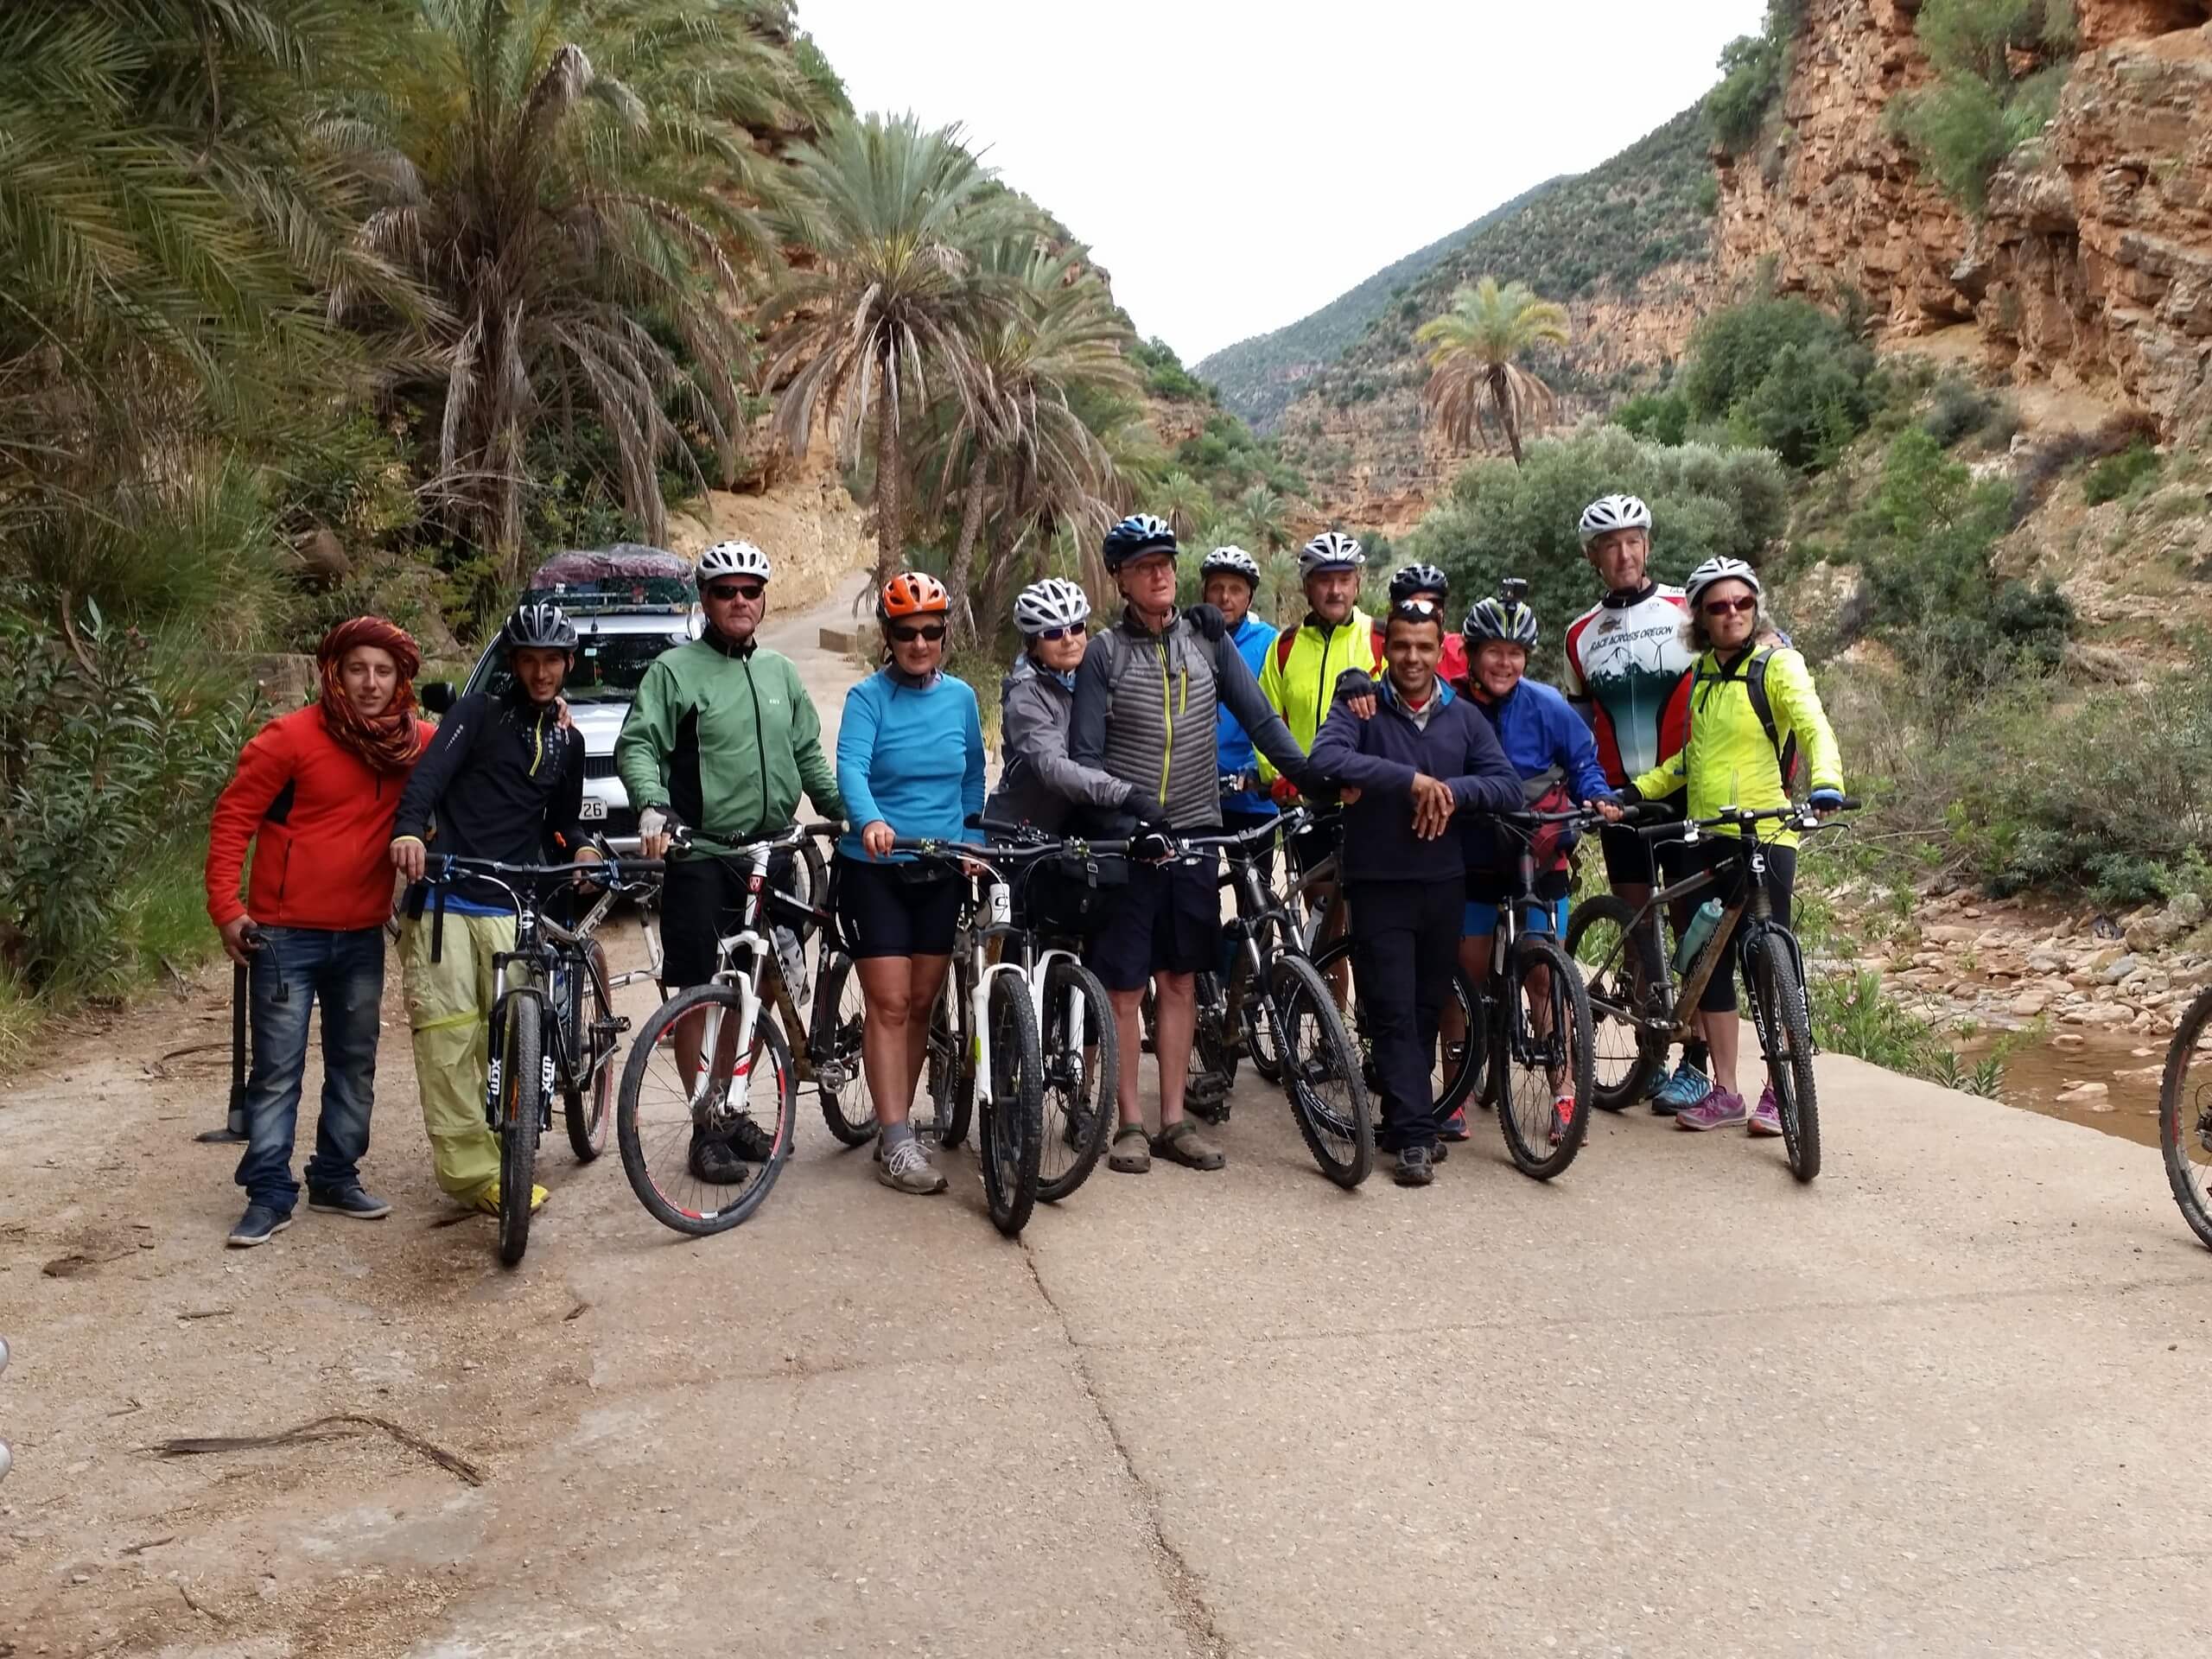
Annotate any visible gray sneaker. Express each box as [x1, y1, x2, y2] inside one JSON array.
[[876, 1137, 948, 1195], [1394, 1146, 1436, 1187]]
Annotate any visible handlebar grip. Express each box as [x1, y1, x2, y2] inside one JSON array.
[[799, 821, 844, 839], [1834, 796, 1862, 811]]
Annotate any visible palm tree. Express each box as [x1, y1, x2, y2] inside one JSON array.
[[928, 242, 1135, 639], [1157, 471, 1211, 538], [0, 0, 408, 639], [1414, 276, 1570, 465], [343, 0, 825, 574], [765, 112, 1013, 588], [1236, 483, 1292, 554]]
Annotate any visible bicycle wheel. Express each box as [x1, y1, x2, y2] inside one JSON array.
[[496, 994, 542, 1267], [1496, 933, 1594, 1181], [1306, 935, 1484, 1126], [1745, 931, 1820, 1183], [927, 982, 972, 1150], [2158, 987, 2212, 1249], [617, 983, 796, 1236], [810, 951, 877, 1147], [1270, 954, 1373, 1188], [1234, 914, 1290, 1084], [980, 974, 1046, 1237], [784, 836, 830, 946], [1039, 957, 1116, 1202], [1566, 894, 1666, 1110], [563, 941, 613, 1162]]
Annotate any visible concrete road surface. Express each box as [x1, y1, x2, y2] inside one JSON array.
[[3, 576, 2209, 1657]]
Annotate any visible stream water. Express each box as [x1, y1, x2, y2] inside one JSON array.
[[1960, 1028, 2170, 1149]]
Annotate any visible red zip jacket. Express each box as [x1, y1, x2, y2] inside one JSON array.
[[204, 704, 435, 931]]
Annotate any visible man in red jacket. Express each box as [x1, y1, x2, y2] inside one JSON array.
[[204, 618, 433, 1247]]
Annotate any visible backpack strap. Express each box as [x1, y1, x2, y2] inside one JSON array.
[[1274, 629, 1297, 674], [1694, 646, 1797, 781]]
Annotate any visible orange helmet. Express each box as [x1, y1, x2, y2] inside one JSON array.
[[879, 571, 950, 619]]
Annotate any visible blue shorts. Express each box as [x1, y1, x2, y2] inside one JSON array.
[[1463, 896, 1568, 938], [1462, 867, 1571, 939]]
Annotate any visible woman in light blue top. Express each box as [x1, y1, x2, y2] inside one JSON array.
[[835, 573, 986, 1196]]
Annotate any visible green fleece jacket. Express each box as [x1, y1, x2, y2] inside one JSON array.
[[614, 632, 843, 853]]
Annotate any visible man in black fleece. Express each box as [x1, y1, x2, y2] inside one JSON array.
[[387, 603, 597, 1215], [1310, 601, 1522, 1185]]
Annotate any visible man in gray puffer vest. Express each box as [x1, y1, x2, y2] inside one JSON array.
[[1071, 515, 1313, 1176]]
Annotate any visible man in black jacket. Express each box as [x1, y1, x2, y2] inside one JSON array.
[[388, 603, 598, 1216], [1310, 601, 1521, 1185]]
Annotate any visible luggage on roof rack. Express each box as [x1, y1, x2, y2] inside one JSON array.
[[524, 544, 695, 613]]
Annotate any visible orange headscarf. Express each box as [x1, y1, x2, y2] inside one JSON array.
[[316, 616, 423, 775]]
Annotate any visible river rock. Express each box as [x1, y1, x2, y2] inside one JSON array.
[[2056, 1080, 2110, 1107], [2172, 893, 2207, 927], [2051, 1032, 2088, 1050], [2101, 955, 2141, 983], [2010, 988, 2054, 1017]]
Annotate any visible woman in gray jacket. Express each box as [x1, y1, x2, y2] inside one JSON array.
[[987, 578, 1166, 835]]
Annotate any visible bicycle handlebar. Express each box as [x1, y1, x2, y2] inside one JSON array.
[[427, 854, 666, 882], [1630, 798, 1860, 840]]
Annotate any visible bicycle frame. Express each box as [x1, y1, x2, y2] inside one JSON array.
[[1595, 809, 1821, 1044]]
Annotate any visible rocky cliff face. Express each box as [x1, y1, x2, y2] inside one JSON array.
[[1716, 0, 2212, 436]]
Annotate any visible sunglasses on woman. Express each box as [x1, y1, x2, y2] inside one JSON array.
[[706, 582, 765, 603], [889, 622, 947, 644], [1701, 594, 1758, 617], [1035, 622, 1086, 642]]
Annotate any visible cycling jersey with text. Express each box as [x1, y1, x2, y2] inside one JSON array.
[[1563, 584, 1693, 787]]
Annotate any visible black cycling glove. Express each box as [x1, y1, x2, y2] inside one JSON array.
[[1124, 793, 1176, 830], [1182, 602, 1228, 642]]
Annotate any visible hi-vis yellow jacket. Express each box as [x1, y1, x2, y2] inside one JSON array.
[[1631, 645, 1842, 849], [1255, 610, 1382, 787]]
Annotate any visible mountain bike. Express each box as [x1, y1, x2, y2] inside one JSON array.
[[2157, 982, 2212, 1250], [417, 851, 662, 1265], [635, 826, 830, 997], [615, 823, 865, 1236], [1566, 798, 1857, 1183], [1141, 818, 1374, 1187], [898, 835, 1058, 1236]]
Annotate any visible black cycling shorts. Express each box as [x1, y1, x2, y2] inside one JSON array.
[[1599, 822, 1665, 889], [1086, 855, 1219, 992], [834, 854, 962, 960], [661, 849, 797, 989]]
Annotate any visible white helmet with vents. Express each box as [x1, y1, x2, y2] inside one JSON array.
[[1013, 577, 1092, 636], [696, 540, 772, 583]]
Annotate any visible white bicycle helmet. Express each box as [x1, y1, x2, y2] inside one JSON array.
[[1299, 531, 1366, 576], [1013, 576, 1091, 636], [1199, 545, 1262, 586], [1577, 493, 1654, 550], [1682, 556, 1763, 608], [696, 539, 772, 584]]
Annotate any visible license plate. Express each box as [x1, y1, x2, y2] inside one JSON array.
[[579, 799, 607, 820]]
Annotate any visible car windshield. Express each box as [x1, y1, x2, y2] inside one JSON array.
[[480, 630, 682, 704]]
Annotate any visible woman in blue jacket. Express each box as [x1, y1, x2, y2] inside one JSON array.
[[1452, 585, 1614, 1141], [837, 573, 986, 1198]]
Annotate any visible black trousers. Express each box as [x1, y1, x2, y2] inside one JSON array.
[[1347, 877, 1464, 1152]]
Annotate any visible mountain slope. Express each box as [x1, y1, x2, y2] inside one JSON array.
[[1269, 105, 1723, 531], [1194, 178, 1562, 435]]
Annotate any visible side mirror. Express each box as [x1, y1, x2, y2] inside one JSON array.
[[420, 681, 455, 715]]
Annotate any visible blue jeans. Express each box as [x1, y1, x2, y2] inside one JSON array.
[[234, 925, 385, 1212]]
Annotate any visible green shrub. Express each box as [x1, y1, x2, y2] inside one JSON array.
[[1703, 0, 1803, 154], [0, 598, 259, 992], [1399, 427, 1791, 680], [1894, 0, 2076, 213], [1923, 374, 1998, 447], [1131, 336, 1214, 404], [2082, 439, 2160, 505], [1612, 391, 1690, 445]]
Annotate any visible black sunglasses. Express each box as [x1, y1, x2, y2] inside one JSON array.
[[889, 623, 948, 644], [1701, 594, 1758, 617], [1035, 621, 1086, 642], [706, 582, 766, 602]]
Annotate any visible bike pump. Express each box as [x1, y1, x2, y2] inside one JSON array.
[[195, 959, 251, 1144]]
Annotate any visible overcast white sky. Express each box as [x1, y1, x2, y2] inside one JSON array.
[[802, 1, 1767, 365]]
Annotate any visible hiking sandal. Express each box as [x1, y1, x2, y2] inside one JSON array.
[[1109, 1125, 1151, 1173], [1152, 1120, 1225, 1170]]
